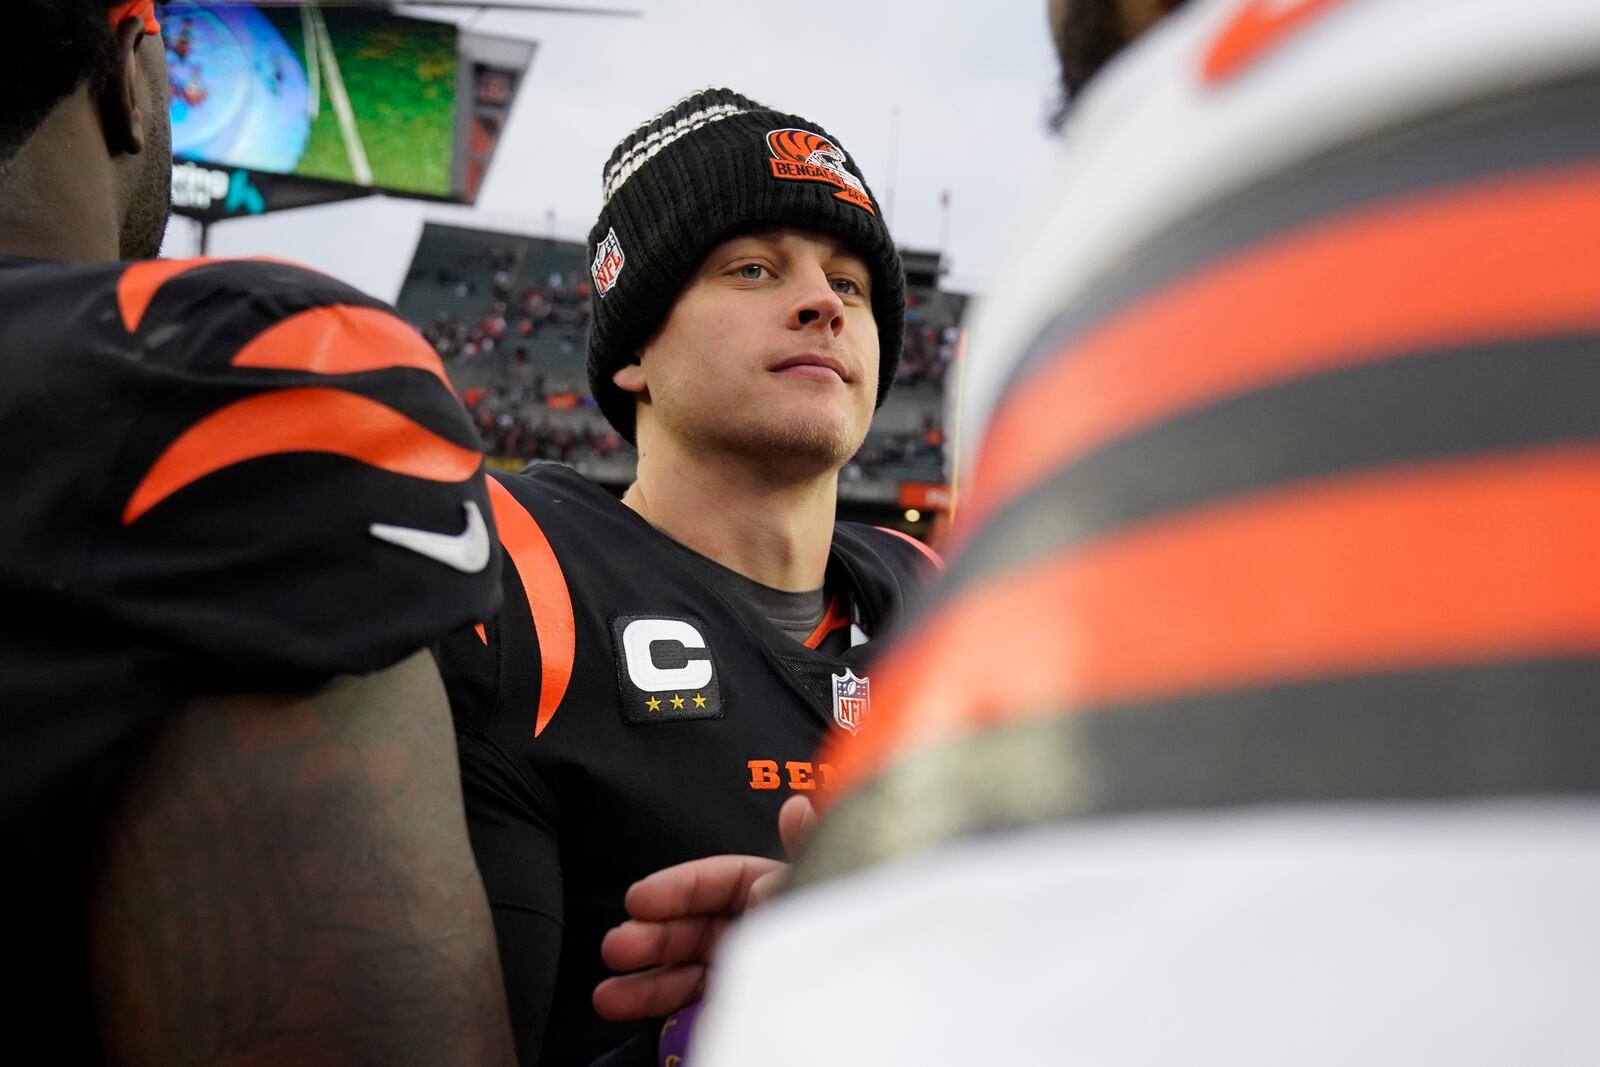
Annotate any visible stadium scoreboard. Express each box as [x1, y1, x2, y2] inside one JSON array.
[[160, 1, 536, 221]]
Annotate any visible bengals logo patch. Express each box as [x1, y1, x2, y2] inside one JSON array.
[[765, 128, 876, 215]]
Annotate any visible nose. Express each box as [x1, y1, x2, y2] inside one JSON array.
[[788, 266, 846, 338]]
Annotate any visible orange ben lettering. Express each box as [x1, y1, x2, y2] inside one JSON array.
[[785, 761, 817, 791], [748, 760, 781, 790]]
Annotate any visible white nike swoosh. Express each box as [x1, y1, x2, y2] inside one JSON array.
[[370, 501, 491, 574]]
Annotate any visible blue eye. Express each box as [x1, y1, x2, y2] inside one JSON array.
[[736, 264, 769, 280], [831, 277, 862, 296]]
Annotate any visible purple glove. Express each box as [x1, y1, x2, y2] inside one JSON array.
[[659, 1000, 705, 1067]]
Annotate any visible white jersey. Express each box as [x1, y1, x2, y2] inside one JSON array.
[[957, 0, 1600, 478], [696, 0, 1600, 1063]]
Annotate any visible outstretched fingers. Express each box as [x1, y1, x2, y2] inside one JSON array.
[[601, 915, 730, 972], [622, 854, 786, 923], [593, 963, 709, 1023]]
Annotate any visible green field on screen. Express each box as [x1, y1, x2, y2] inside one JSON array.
[[265, 8, 457, 196]]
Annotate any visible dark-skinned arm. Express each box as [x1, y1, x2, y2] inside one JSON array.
[[88, 649, 517, 1067]]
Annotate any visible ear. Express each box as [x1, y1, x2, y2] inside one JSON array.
[[99, 19, 151, 157], [612, 362, 648, 395]]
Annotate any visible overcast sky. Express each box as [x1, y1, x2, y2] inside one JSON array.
[[162, 0, 1065, 302]]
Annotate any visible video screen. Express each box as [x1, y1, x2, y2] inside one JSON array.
[[161, 1, 459, 198]]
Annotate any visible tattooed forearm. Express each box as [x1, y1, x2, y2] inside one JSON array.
[[89, 649, 516, 1067]]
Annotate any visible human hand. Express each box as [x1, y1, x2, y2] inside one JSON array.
[[592, 795, 817, 1021]]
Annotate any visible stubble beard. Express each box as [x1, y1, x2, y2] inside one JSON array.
[[121, 132, 172, 259], [121, 58, 173, 260], [663, 395, 867, 481]]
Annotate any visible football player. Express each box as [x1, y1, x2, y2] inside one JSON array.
[[0, 3, 515, 1062], [437, 88, 939, 1065], [692, 0, 1600, 1062]]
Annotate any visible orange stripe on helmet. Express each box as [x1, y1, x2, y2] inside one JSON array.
[[110, 0, 160, 35], [824, 446, 1600, 802], [969, 164, 1600, 535], [123, 387, 482, 524], [232, 304, 456, 393], [769, 129, 801, 160], [486, 478, 575, 738]]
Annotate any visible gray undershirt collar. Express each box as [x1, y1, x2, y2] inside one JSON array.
[[683, 552, 828, 645]]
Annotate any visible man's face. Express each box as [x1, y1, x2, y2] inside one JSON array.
[[120, 32, 172, 259], [621, 227, 880, 474]]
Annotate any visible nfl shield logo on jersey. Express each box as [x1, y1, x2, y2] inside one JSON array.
[[831, 669, 870, 734]]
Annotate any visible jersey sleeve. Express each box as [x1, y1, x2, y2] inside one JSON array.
[[436, 472, 571, 1063], [440, 469, 576, 738], [87, 257, 500, 688], [455, 727, 566, 1066]]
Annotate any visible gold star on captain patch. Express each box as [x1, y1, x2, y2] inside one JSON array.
[[670, 694, 686, 709], [693, 693, 707, 708], [645, 696, 662, 712]]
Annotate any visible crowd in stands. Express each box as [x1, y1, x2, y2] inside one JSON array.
[[462, 380, 625, 464], [418, 266, 593, 379], [897, 291, 961, 389], [841, 414, 946, 483]]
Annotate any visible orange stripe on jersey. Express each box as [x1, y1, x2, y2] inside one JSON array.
[[971, 166, 1600, 532], [122, 387, 482, 524], [803, 595, 849, 650], [873, 525, 945, 571], [474, 622, 488, 645], [1202, 0, 1353, 84], [486, 478, 575, 737], [117, 258, 219, 333], [116, 256, 299, 333], [232, 304, 455, 393], [824, 447, 1600, 801]]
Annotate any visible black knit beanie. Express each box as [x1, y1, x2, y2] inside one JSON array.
[[585, 88, 905, 443]]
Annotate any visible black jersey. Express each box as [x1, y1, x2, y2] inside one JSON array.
[[0, 255, 500, 1061], [438, 462, 936, 1065]]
